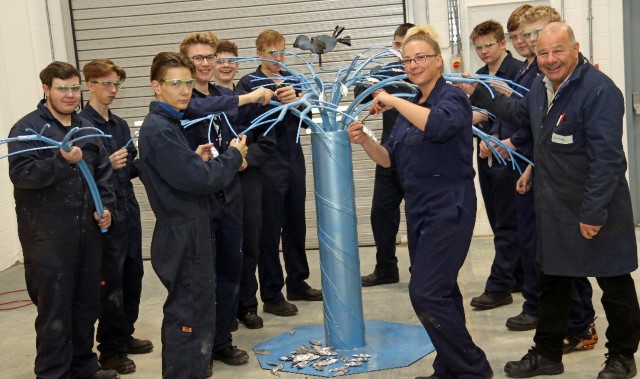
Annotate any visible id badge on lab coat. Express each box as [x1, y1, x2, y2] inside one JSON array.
[[551, 133, 573, 145]]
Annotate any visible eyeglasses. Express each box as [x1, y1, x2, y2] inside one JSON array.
[[507, 33, 524, 42], [50, 84, 82, 94], [159, 79, 196, 90], [214, 57, 238, 65], [400, 53, 438, 67], [261, 49, 286, 56], [522, 27, 544, 40], [474, 41, 500, 51], [90, 80, 123, 89], [190, 55, 216, 63]]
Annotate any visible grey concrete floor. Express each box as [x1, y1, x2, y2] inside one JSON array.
[[1, 230, 639, 378]]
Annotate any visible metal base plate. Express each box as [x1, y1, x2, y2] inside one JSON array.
[[253, 320, 435, 376]]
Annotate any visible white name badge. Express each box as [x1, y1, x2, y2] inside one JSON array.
[[211, 146, 219, 158], [551, 133, 573, 145]]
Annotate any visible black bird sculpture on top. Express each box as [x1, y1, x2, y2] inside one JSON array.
[[293, 25, 351, 66]]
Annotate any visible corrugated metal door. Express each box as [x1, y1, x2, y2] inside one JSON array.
[[69, 0, 407, 256]]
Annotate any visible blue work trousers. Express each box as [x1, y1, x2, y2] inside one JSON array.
[[370, 165, 404, 279], [478, 157, 521, 293], [238, 168, 262, 314], [258, 163, 310, 303], [19, 204, 102, 379], [211, 194, 243, 352], [97, 197, 144, 358], [407, 182, 493, 379]]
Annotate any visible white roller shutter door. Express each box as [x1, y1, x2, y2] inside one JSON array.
[[69, 0, 408, 256]]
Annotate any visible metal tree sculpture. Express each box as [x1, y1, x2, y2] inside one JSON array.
[[1, 125, 112, 232]]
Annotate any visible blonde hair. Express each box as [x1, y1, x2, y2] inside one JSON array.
[[519, 6, 562, 26], [179, 32, 218, 56], [256, 29, 285, 51], [403, 25, 441, 56]]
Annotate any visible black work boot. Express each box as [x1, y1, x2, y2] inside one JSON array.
[[263, 300, 298, 316], [361, 271, 399, 287], [99, 353, 136, 374], [597, 352, 637, 379], [470, 291, 513, 310], [86, 369, 120, 379], [506, 313, 539, 331], [212, 345, 249, 366], [504, 347, 564, 377], [127, 338, 153, 354], [238, 311, 264, 329]]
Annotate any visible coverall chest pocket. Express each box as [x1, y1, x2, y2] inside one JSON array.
[[403, 127, 438, 177], [547, 113, 584, 153]]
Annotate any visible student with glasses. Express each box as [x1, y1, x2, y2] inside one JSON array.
[[8, 61, 117, 379], [138, 52, 248, 379], [209, 40, 278, 331], [497, 5, 599, 354], [466, 19, 524, 312], [236, 29, 323, 319], [348, 25, 492, 379], [177, 32, 275, 373], [470, 22, 640, 379], [79, 59, 152, 375], [354, 23, 413, 288]]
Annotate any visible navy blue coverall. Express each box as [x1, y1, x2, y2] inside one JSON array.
[[138, 101, 242, 379], [8, 100, 116, 379], [472, 54, 640, 362], [80, 104, 144, 359], [231, 85, 277, 317], [354, 64, 409, 280], [475, 51, 523, 295], [183, 83, 259, 353], [384, 79, 492, 378], [237, 67, 312, 303]]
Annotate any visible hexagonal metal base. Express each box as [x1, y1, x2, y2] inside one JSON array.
[[253, 320, 435, 376]]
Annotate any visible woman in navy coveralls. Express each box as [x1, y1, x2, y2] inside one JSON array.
[[348, 26, 492, 379]]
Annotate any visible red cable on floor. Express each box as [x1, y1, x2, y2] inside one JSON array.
[[0, 289, 33, 310]]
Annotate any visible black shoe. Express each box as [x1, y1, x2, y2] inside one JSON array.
[[361, 272, 399, 287], [504, 347, 563, 377], [597, 353, 637, 379], [231, 319, 239, 332], [287, 288, 323, 301], [470, 291, 513, 310], [263, 300, 298, 316], [239, 311, 264, 329], [506, 313, 539, 331], [99, 353, 135, 374], [127, 338, 153, 354], [87, 369, 120, 379], [212, 345, 249, 366]]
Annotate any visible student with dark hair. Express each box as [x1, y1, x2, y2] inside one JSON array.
[[467, 19, 524, 311], [138, 52, 247, 379], [80, 58, 152, 375], [8, 61, 117, 379]]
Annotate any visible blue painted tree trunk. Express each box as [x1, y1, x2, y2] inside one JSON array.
[[310, 129, 365, 350]]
